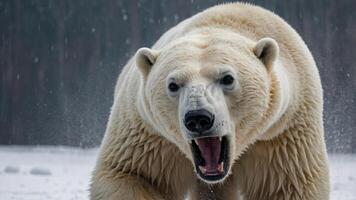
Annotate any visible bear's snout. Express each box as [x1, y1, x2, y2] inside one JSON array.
[[184, 109, 215, 134]]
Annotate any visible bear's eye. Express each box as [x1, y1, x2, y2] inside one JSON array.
[[220, 74, 234, 86], [168, 82, 180, 92]]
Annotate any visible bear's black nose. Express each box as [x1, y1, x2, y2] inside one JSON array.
[[184, 109, 214, 133]]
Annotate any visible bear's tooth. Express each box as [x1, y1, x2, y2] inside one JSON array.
[[199, 165, 206, 173], [218, 162, 224, 172]]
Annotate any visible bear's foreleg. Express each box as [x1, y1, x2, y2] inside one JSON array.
[[90, 175, 165, 200]]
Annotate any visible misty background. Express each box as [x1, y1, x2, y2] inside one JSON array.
[[0, 0, 355, 152]]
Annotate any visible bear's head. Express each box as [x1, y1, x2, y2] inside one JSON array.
[[135, 30, 279, 183]]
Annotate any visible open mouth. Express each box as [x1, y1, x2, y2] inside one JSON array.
[[190, 136, 230, 182]]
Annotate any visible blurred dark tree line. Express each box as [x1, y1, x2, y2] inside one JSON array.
[[0, 0, 355, 152]]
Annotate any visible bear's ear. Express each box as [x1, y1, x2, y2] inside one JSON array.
[[135, 47, 159, 78], [253, 38, 279, 73]]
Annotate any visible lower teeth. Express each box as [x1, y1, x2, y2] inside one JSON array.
[[198, 162, 224, 174]]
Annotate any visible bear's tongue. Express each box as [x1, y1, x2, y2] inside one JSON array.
[[196, 137, 221, 173]]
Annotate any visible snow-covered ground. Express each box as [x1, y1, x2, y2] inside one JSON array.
[[0, 146, 355, 200], [0, 146, 97, 200]]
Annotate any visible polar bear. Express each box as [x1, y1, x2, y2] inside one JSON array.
[[90, 2, 329, 200]]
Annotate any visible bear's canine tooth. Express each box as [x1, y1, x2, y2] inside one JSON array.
[[199, 165, 206, 173], [218, 162, 224, 172]]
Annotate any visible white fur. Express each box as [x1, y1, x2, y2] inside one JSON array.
[[259, 60, 291, 139]]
